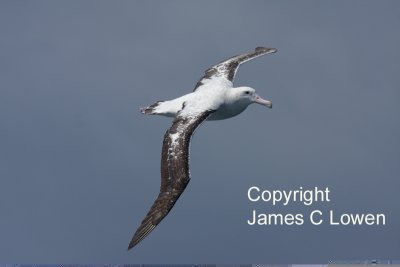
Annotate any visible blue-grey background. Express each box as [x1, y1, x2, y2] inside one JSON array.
[[0, 0, 399, 263]]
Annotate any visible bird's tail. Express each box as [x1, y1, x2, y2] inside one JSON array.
[[140, 101, 164, 115]]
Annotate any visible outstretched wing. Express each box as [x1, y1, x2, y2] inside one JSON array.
[[194, 47, 277, 91], [128, 109, 215, 250]]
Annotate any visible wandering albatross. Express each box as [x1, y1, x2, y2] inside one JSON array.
[[128, 47, 277, 249]]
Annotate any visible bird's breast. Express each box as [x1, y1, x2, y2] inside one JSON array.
[[207, 102, 248, 121]]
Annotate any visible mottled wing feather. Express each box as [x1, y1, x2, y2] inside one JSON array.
[[128, 109, 215, 250], [194, 47, 277, 91]]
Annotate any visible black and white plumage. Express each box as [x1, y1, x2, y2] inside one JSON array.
[[128, 47, 277, 250]]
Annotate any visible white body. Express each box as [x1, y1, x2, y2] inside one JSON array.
[[147, 85, 272, 121], [152, 89, 251, 120]]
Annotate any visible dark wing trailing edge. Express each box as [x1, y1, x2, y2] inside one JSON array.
[[194, 47, 277, 90], [128, 109, 215, 250]]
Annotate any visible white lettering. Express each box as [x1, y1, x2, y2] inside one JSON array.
[[310, 210, 323, 225], [248, 186, 260, 202]]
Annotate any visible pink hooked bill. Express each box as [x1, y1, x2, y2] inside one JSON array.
[[254, 94, 272, 108]]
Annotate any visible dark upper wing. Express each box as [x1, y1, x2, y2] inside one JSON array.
[[128, 109, 215, 250], [194, 47, 277, 91]]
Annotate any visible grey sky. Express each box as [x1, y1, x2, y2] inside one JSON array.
[[0, 0, 399, 263]]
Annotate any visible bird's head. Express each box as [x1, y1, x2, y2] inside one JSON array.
[[232, 86, 272, 109]]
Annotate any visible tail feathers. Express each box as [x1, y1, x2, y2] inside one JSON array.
[[140, 101, 164, 115]]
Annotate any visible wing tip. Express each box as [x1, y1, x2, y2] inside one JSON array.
[[127, 222, 157, 251], [128, 235, 141, 250], [127, 241, 136, 250], [255, 46, 277, 53]]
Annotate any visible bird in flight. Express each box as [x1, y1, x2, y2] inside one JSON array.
[[129, 47, 277, 249]]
